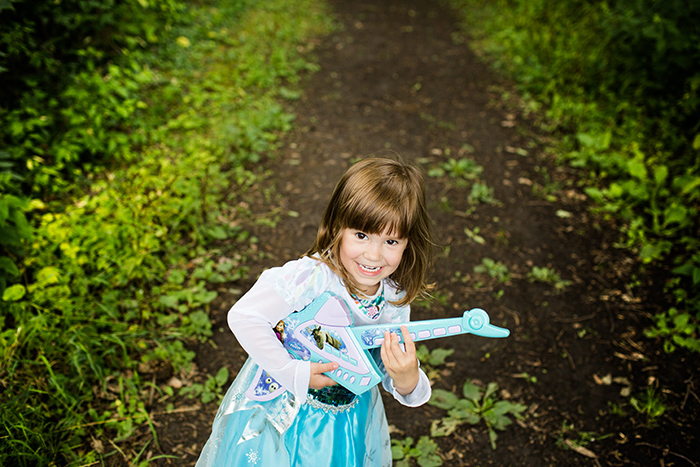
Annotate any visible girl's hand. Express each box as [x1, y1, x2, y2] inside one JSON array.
[[380, 325, 420, 396], [309, 361, 339, 390]]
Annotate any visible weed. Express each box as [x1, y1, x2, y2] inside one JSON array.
[[180, 367, 230, 404], [391, 436, 443, 467], [555, 420, 612, 455], [518, 372, 538, 384], [473, 257, 511, 283], [468, 182, 500, 206], [429, 380, 527, 449], [607, 401, 627, 417], [416, 344, 455, 382], [629, 386, 667, 426], [527, 266, 571, 292], [464, 226, 486, 245], [442, 157, 484, 180], [420, 112, 457, 132]]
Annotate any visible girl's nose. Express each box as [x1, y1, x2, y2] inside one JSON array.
[[364, 243, 381, 260]]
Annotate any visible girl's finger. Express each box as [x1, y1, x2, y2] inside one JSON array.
[[381, 331, 395, 365], [399, 325, 416, 355]]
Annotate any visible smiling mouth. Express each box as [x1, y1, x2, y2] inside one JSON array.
[[358, 263, 382, 274]]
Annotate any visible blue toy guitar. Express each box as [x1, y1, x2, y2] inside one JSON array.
[[245, 292, 509, 401]]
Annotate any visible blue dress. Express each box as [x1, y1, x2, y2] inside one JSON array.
[[195, 257, 419, 467]]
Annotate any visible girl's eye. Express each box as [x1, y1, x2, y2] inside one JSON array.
[[386, 239, 399, 246], [355, 232, 367, 240]]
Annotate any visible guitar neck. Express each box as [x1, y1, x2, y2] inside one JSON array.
[[352, 309, 507, 350]]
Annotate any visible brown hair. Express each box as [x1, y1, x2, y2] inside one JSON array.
[[305, 156, 436, 306]]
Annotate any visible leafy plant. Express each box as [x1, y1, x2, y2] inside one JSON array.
[[416, 344, 454, 382], [468, 182, 500, 206], [391, 436, 443, 467], [429, 380, 527, 449], [527, 266, 571, 292], [0, 0, 334, 464], [644, 306, 700, 353], [463, 226, 485, 245], [473, 257, 511, 283], [180, 367, 230, 404], [555, 420, 612, 456], [431, 157, 484, 182], [629, 386, 667, 426]]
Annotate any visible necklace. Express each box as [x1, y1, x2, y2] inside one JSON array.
[[351, 284, 385, 320]]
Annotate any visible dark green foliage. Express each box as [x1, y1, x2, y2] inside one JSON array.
[[449, 0, 700, 353], [0, 0, 333, 463]]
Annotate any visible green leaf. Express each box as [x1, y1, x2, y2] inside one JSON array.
[[0, 257, 20, 276], [214, 367, 229, 386], [627, 157, 647, 180], [663, 204, 688, 227], [430, 418, 462, 437], [416, 436, 443, 467], [426, 347, 454, 366], [2, 284, 26, 301], [462, 381, 482, 401], [639, 242, 666, 262], [159, 294, 180, 309], [653, 165, 668, 185], [391, 445, 406, 460], [488, 428, 499, 450], [483, 381, 499, 401], [429, 389, 460, 410]]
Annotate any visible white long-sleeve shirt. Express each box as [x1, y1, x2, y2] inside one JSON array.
[[227, 256, 431, 406]]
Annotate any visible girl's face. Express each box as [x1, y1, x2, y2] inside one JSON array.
[[339, 228, 408, 296]]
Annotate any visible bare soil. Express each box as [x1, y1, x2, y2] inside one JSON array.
[[147, 0, 700, 465]]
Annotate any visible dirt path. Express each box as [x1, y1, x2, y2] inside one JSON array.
[[155, 0, 699, 465]]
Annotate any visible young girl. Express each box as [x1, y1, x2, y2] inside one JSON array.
[[196, 157, 437, 467]]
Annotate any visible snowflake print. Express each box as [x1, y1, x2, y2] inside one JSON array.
[[246, 449, 260, 465]]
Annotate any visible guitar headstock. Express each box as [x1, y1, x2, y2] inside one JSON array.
[[461, 308, 510, 338]]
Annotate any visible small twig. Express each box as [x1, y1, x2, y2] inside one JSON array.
[[108, 437, 128, 462], [552, 313, 596, 323], [681, 377, 699, 410], [636, 442, 698, 467]]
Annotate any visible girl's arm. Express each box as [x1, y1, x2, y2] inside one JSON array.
[[227, 279, 316, 399]]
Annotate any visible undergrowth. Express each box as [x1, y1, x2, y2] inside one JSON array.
[[447, 0, 700, 353], [0, 0, 333, 464]]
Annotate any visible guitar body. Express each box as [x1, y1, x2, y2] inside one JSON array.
[[246, 292, 384, 401]]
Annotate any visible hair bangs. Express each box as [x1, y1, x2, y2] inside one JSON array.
[[340, 183, 414, 238]]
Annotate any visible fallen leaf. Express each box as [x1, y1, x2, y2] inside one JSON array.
[[564, 440, 597, 458], [593, 373, 612, 385]]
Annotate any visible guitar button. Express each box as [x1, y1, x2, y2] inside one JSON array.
[[434, 327, 446, 336]]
